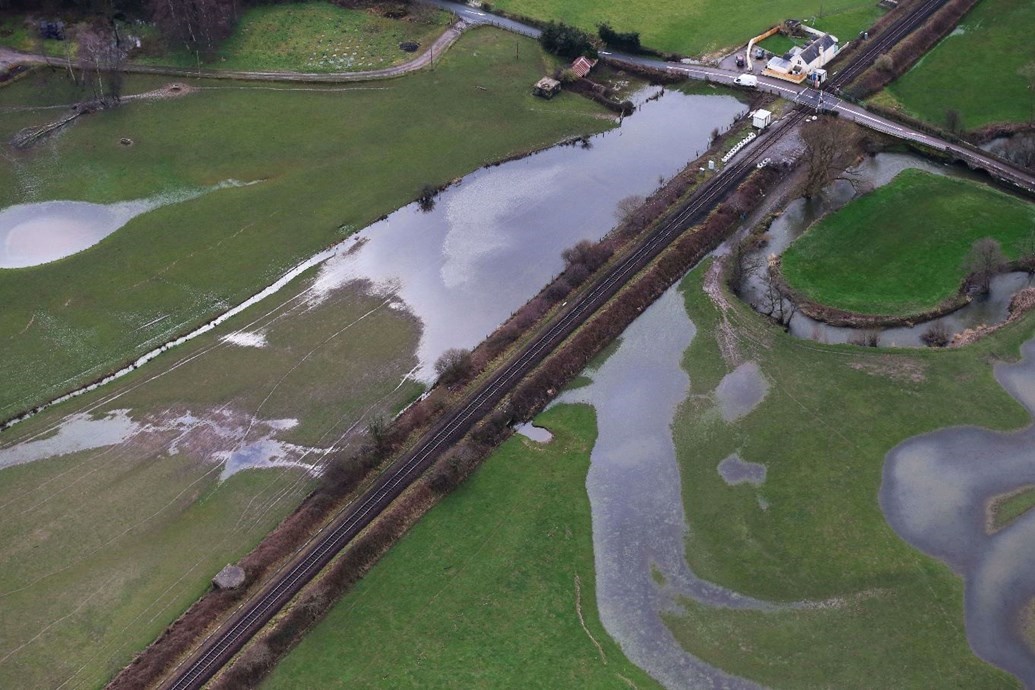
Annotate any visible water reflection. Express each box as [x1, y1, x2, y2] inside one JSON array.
[[307, 88, 747, 379], [881, 338, 1035, 684], [0, 180, 256, 269]]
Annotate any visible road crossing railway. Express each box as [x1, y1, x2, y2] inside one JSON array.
[[156, 1, 954, 687]]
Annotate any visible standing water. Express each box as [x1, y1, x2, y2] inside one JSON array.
[[557, 287, 771, 689], [881, 337, 1035, 685], [306, 88, 746, 379]]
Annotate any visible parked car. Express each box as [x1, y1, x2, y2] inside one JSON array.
[[754, 47, 766, 60]]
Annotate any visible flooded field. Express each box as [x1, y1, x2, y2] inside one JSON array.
[[306, 87, 746, 378], [882, 337, 1035, 684], [558, 287, 772, 689], [0, 86, 749, 689]]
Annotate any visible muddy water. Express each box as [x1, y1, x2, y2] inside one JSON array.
[[557, 287, 772, 690], [737, 153, 1031, 347], [881, 338, 1035, 685], [0, 180, 255, 268], [307, 88, 746, 379]]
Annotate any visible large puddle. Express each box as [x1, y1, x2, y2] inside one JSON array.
[[0, 180, 255, 268], [881, 338, 1035, 684], [736, 153, 1033, 347]]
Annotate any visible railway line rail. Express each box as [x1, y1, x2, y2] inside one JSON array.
[[128, 0, 1028, 687]]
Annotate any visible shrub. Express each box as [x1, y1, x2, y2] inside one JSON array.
[[434, 348, 473, 386]]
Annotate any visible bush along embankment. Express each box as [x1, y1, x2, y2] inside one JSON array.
[[206, 164, 782, 690], [843, 0, 980, 101], [106, 113, 767, 689]]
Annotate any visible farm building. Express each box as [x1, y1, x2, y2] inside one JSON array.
[[763, 31, 839, 83], [570, 56, 597, 78], [533, 77, 562, 99]]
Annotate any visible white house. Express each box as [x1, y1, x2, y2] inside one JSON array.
[[764, 32, 839, 83]]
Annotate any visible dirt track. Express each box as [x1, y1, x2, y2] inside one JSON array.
[[0, 20, 467, 84]]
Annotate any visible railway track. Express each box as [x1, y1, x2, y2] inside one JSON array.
[[156, 3, 950, 687]]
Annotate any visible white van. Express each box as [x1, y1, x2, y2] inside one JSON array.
[[733, 74, 758, 87]]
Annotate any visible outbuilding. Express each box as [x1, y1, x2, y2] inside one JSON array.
[[752, 109, 773, 129], [533, 77, 562, 99]]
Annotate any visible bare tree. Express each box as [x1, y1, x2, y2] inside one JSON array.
[[434, 347, 473, 386], [77, 23, 125, 106], [997, 134, 1035, 171], [798, 117, 862, 198], [757, 262, 795, 326], [725, 241, 763, 297], [149, 0, 238, 61], [965, 237, 1007, 294], [945, 108, 963, 135], [614, 194, 645, 225]]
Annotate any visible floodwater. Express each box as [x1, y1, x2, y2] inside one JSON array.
[[717, 453, 767, 487], [736, 153, 1032, 347], [0, 407, 322, 480], [557, 287, 772, 690], [3, 88, 746, 433], [714, 361, 768, 422], [0, 180, 255, 269], [515, 422, 553, 443], [306, 87, 746, 379], [881, 337, 1035, 685]]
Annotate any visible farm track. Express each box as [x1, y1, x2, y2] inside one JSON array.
[[155, 6, 960, 688]]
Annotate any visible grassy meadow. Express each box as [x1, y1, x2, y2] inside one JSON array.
[[135, 2, 451, 73], [780, 169, 1035, 316], [662, 262, 1028, 686], [264, 404, 659, 689], [0, 27, 612, 420], [489, 0, 881, 56], [877, 0, 1035, 128]]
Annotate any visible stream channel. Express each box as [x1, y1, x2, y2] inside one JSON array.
[[735, 153, 1032, 347]]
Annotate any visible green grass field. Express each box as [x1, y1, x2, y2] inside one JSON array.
[[780, 169, 1035, 316], [879, 0, 1035, 128], [489, 0, 881, 56], [0, 27, 611, 420], [136, 2, 451, 73], [661, 262, 1029, 686], [264, 404, 659, 689], [989, 486, 1035, 531]]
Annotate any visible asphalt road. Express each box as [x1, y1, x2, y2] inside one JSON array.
[[125, 1, 1035, 687]]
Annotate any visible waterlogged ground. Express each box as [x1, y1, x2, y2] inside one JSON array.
[[0, 180, 255, 268], [0, 275, 423, 689], [882, 337, 1035, 683], [303, 86, 746, 377], [0, 79, 749, 688], [657, 262, 1026, 687]]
